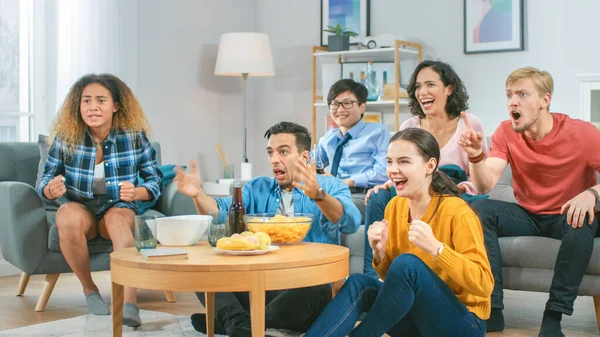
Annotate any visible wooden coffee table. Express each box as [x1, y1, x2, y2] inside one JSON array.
[[110, 242, 349, 337]]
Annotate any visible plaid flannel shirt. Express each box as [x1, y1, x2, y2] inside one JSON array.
[[36, 129, 163, 215]]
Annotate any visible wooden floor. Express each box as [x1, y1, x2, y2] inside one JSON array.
[[0, 271, 598, 336]]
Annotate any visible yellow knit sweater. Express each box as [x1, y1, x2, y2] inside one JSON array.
[[373, 194, 493, 320]]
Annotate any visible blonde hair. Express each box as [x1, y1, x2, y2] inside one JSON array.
[[506, 67, 554, 97], [50, 74, 150, 155]]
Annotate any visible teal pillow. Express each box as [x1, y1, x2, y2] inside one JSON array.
[[137, 165, 184, 214]]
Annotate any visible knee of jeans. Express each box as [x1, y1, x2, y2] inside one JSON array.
[[366, 188, 391, 209], [387, 254, 426, 279]]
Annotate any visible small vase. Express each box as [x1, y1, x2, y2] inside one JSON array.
[[328, 35, 350, 52], [364, 60, 380, 101]]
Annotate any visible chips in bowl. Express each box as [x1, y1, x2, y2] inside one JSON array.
[[244, 213, 314, 244]]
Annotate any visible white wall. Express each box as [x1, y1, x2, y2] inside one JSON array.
[[136, 0, 259, 181], [257, 0, 600, 141]]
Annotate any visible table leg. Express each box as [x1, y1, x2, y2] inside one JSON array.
[[205, 292, 215, 337], [250, 272, 266, 337], [111, 281, 124, 337], [332, 279, 345, 298]]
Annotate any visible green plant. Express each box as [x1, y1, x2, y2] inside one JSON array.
[[323, 24, 358, 37]]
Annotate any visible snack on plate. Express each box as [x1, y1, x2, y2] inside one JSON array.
[[216, 232, 271, 251], [245, 214, 313, 243]]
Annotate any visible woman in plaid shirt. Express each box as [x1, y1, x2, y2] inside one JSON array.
[[36, 74, 163, 327]]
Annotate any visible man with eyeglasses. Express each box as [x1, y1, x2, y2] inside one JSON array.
[[316, 79, 390, 218]]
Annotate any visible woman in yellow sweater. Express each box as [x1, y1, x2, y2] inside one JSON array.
[[304, 128, 493, 337]]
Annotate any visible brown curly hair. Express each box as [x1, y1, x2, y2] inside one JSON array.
[[50, 73, 150, 154]]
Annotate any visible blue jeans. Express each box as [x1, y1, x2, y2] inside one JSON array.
[[305, 254, 486, 337], [363, 188, 395, 278]]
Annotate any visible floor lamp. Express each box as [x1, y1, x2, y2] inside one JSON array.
[[215, 32, 275, 180]]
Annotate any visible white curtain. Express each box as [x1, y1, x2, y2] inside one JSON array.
[[52, 0, 136, 113]]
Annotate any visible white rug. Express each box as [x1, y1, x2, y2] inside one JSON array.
[[0, 310, 302, 337]]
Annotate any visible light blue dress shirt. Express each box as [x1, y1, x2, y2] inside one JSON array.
[[215, 175, 361, 245], [317, 119, 390, 188]]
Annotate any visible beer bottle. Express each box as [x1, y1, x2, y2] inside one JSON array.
[[229, 179, 246, 235]]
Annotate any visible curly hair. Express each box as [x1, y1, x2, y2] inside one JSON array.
[[406, 60, 469, 119], [50, 74, 150, 154]]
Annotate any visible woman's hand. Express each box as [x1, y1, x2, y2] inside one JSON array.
[[119, 182, 136, 202], [367, 220, 389, 254], [364, 181, 393, 205], [45, 175, 66, 200], [408, 220, 443, 258]]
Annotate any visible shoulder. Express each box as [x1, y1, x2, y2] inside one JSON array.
[[436, 196, 476, 219], [362, 122, 389, 138], [462, 112, 483, 128], [399, 116, 420, 130]]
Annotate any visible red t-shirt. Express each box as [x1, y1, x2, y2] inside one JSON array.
[[489, 113, 600, 214]]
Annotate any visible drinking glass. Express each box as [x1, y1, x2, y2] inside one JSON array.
[[134, 214, 157, 251], [208, 211, 229, 247]]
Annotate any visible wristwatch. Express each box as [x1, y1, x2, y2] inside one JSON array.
[[313, 187, 326, 201]]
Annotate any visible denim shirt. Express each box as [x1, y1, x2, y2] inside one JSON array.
[[318, 119, 390, 188], [215, 175, 362, 245], [36, 129, 163, 214]]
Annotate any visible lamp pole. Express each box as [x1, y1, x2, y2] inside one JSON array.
[[242, 73, 248, 163]]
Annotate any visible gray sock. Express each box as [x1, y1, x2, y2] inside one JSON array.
[[123, 302, 141, 327], [85, 290, 110, 315]]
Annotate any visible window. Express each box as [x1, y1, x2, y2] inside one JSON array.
[[0, 0, 32, 142]]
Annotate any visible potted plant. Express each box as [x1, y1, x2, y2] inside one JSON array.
[[323, 24, 358, 52]]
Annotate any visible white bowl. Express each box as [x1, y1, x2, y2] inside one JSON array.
[[155, 215, 212, 246]]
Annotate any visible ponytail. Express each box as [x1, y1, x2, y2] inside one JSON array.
[[430, 170, 461, 196], [426, 170, 461, 223]]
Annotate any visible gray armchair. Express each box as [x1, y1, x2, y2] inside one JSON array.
[[0, 141, 197, 311]]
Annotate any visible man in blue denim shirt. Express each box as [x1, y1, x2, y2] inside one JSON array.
[[317, 79, 390, 218], [175, 122, 361, 337]]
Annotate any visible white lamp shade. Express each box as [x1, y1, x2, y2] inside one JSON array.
[[215, 32, 275, 76]]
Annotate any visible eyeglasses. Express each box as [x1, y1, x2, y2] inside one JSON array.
[[328, 100, 359, 110]]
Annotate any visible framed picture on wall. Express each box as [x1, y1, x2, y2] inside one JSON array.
[[321, 0, 370, 46], [464, 0, 524, 54]]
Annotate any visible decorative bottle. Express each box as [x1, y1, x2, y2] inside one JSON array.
[[364, 60, 381, 101]]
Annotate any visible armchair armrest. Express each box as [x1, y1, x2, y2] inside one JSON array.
[[153, 181, 197, 217], [0, 182, 49, 274]]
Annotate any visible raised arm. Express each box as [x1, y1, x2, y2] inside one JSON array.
[[174, 160, 218, 214], [458, 112, 507, 194]]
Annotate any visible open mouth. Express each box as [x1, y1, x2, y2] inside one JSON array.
[[273, 168, 287, 180], [511, 111, 521, 120], [420, 98, 434, 109], [392, 177, 408, 189]]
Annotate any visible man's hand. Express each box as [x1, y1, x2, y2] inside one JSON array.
[[458, 111, 485, 157], [45, 175, 66, 200], [364, 181, 393, 204], [408, 220, 443, 257], [119, 182, 136, 202], [560, 189, 597, 228], [174, 160, 202, 198], [367, 220, 389, 253], [292, 158, 320, 200], [343, 178, 355, 187]]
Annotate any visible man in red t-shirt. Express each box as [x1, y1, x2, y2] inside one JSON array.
[[459, 67, 600, 337]]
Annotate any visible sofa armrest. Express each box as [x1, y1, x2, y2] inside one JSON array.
[[153, 181, 197, 217], [0, 182, 49, 274]]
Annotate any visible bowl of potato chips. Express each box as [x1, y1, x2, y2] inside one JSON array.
[[244, 213, 313, 244]]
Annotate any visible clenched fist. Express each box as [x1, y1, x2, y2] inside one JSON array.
[[367, 220, 389, 254], [408, 220, 443, 257], [45, 175, 66, 200], [119, 182, 136, 202]]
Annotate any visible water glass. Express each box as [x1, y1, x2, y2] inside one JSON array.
[[134, 214, 157, 251], [208, 211, 229, 247]]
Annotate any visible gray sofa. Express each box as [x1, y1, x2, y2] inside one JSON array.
[[341, 160, 600, 332], [0, 141, 196, 311]]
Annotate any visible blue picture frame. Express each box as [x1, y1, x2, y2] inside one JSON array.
[[321, 0, 370, 47]]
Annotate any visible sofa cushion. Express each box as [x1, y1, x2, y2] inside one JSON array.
[[341, 225, 365, 275], [499, 236, 600, 275]]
